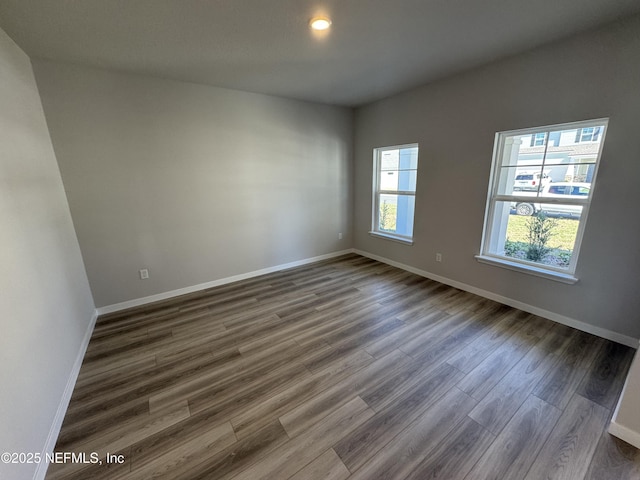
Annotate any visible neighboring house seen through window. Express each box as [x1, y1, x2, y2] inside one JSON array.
[[576, 126, 602, 143], [371, 144, 419, 243], [530, 132, 546, 147], [477, 119, 608, 282]]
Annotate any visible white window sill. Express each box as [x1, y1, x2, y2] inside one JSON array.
[[369, 231, 414, 245], [475, 255, 578, 284]]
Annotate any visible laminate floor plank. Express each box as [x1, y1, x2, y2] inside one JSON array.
[[46, 254, 636, 480], [363, 307, 449, 359], [185, 361, 311, 420], [56, 398, 150, 450], [235, 309, 337, 355], [82, 330, 174, 363], [278, 349, 412, 438], [230, 349, 375, 440], [221, 293, 319, 329], [469, 329, 569, 435], [534, 330, 603, 409], [148, 339, 309, 413], [360, 357, 462, 413], [524, 394, 610, 480], [74, 353, 157, 388], [456, 336, 533, 401], [345, 387, 478, 480], [291, 302, 385, 347], [468, 339, 559, 435], [232, 396, 374, 480], [464, 394, 562, 480], [334, 362, 464, 472], [397, 311, 463, 357], [288, 449, 350, 480], [301, 318, 405, 373], [294, 302, 404, 348], [126, 421, 236, 479], [158, 420, 290, 480], [403, 416, 495, 480], [70, 344, 232, 405], [447, 309, 533, 374], [146, 308, 226, 335], [49, 404, 190, 478], [65, 346, 241, 422], [576, 339, 635, 410]]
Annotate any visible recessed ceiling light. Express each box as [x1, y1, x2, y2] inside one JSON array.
[[309, 16, 332, 31]]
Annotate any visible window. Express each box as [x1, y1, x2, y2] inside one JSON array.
[[530, 132, 547, 147], [576, 126, 602, 143], [371, 144, 419, 243], [478, 119, 607, 282]]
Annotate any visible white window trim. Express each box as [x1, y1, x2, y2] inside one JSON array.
[[478, 118, 608, 280], [368, 231, 414, 245], [371, 143, 418, 243], [475, 255, 578, 284]]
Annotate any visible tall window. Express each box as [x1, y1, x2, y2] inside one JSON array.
[[478, 119, 607, 282], [371, 144, 419, 243]]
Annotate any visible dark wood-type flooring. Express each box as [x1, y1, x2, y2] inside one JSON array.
[[47, 254, 640, 479]]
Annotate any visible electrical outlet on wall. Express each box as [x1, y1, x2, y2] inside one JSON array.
[[139, 268, 149, 279], [338, 232, 343, 240], [436, 253, 442, 262]]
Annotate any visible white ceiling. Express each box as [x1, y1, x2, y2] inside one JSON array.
[[1, 0, 639, 106]]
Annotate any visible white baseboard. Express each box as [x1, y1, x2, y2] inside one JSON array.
[[34, 311, 98, 480], [354, 249, 638, 348], [96, 250, 356, 315], [608, 421, 640, 449]]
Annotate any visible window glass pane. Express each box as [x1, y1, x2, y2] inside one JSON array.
[[380, 150, 399, 170], [531, 132, 547, 146], [495, 166, 517, 195], [378, 194, 415, 237], [499, 126, 604, 185], [399, 147, 419, 170], [538, 182, 591, 200], [397, 170, 417, 191], [491, 201, 583, 269], [379, 147, 418, 192], [379, 170, 417, 192], [380, 170, 399, 191], [511, 168, 548, 193]]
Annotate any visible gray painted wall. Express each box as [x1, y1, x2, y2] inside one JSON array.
[[353, 15, 640, 340], [32, 62, 353, 308], [0, 29, 95, 480]]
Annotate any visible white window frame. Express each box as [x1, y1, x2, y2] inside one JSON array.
[[370, 143, 419, 245], [477, 118, 608, 283]]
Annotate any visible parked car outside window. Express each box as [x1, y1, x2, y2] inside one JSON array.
[[513, 171, 551, 191], [512, 182, 590, 216]]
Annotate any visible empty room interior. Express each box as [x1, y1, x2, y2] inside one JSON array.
[[2, 1, 640, 479]]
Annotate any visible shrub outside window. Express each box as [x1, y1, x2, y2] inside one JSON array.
[[371, 144, 419, 243], [478, 119, 608, 282]]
